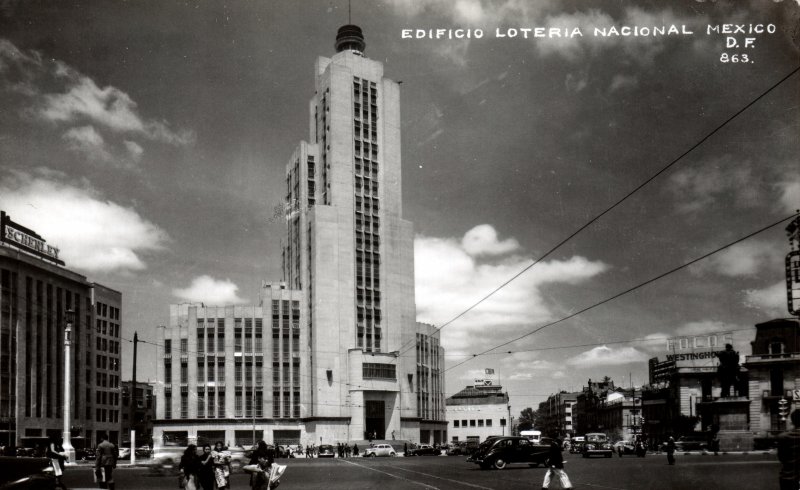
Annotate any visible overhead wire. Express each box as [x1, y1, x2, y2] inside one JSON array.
[[389, 65, 800, 362], [445, 211, 799, 373]]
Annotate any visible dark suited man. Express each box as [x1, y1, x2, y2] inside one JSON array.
[[95, 433, 118, 490]]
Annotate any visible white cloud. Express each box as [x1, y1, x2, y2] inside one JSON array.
[[415, 226, 608, 356], [609, 74, 638, 92], [0, 39, 194, 166], [124, 140, 144, 161], [62, 125, 112, 162], [38, 68, 194, 145], [566, 345, 649, 367], [745, 281, 788, 315], [779, 179, 800, 213], [668, 157, 761, 213], [462, 224, 520, 256], [172, 275, 247, 305], [694, 240, 781, 277], [0, 169, 168, 272]]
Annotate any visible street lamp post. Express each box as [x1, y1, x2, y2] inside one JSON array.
[[62, 309, 76, 463]]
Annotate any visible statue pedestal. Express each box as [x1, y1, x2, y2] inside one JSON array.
[[697, 397, 752, 451]]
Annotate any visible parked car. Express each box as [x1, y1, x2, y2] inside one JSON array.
[[407, 444, 440, 456], [612, 440, 635, 455], [581, 433, 613, 458], [362, 444, 396, 457], [467, 436, 551, 470], [317, 444, 335, 458], [0, 455, 56, 489]]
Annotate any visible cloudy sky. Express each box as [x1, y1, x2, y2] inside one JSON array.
[[1, 1, 798, 415]]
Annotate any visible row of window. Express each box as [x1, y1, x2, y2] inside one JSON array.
[[95, 302, 120, 321], [452, 419, 503, 428]]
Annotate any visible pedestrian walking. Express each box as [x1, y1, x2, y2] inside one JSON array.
[[616, 443, 623, 458], [179, 445, 201, 490], [541, 438, 573, 490], [345, 443, 351, 458], [197, 445, 215, 490], [778, 410, 800, 490], [244, 443, 285, 490], [95, 433, 118, 490], [353, 444, 359, 457], [47, 435, 68, 489], [212, 441, 232, 489], [665, 436, 676, 465]]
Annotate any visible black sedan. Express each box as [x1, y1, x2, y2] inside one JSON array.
[[408, 444, 440, 456], [317, 444, 335, 458], [467, 436, 550, 470], [0, 456, 56, 489]]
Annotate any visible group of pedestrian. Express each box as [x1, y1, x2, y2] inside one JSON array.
[[178, 442, 232, 490], [334, 442, 358, 458]]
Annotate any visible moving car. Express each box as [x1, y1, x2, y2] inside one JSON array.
[[581, 433, 613, 458], [362, 444, 396, 457], [669, 435, 708, 452], [612, 440, 635, 455], [467, 436, 550, 470], [407, 444, 440, 456], [317, 444, 335, 458], [568, 436, 585, 454], [446, 440, 479, 456], [0, 455, 56, 489], [118, 447, 131, 460]]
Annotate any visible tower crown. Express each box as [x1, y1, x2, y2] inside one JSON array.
[[335, 24, 366, 53]]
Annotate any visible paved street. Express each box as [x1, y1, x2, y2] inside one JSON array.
[[60, 452, 780, 490]]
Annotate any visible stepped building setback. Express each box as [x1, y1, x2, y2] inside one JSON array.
[[154, 24, 447, 448]]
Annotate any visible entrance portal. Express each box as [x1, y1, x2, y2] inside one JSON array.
[[365, 400, 385, 440]]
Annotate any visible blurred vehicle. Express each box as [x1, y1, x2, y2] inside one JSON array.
[[407, 444, 440, 456], [612, 440, 635, 455], [467, 436, 550, 470], [317, 444, 335, 458], [362, 444, 396, 457], [152, 445, 201, 473], [446, 440, 479, 456], [519, 430, 542, 444], [568, 436, 585, 454], [135, 445, 152, 458], [226, 446, 251, 468], [75, 447, 97, 461], [118, 447, 131, 460], [660, 435, 707, 452], [275, 445, 292, 458], [0, 455, 56, 489], [581, 433, 613, 458]]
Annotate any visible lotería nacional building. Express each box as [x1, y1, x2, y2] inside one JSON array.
[[154, 25, 446, 448], [0, 211, 123, 448]]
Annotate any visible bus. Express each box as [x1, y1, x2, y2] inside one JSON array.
[[519, 430, 542, 444]]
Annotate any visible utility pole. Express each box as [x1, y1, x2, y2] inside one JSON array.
[[129, 331, 138, 464]]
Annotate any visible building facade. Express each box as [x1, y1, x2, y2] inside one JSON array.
[[121, 380, 156, 447], [446, 382, 510, 444], [745, 318, 800, 448], [154, 25, 446, 448], [0, 211, 122, 448], [537, 392, 579, 439]]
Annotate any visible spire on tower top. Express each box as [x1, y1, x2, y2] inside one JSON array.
[[335, 24, 366, 53]]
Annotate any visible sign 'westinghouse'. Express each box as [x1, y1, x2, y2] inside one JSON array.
[[0, 211, 64, 266]]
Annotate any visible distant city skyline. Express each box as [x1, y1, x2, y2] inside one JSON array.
[[0, 0, 798, 415]]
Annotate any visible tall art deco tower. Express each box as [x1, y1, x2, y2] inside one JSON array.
[[282, 24, 445, 442], [155, 25, 445, 447]]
